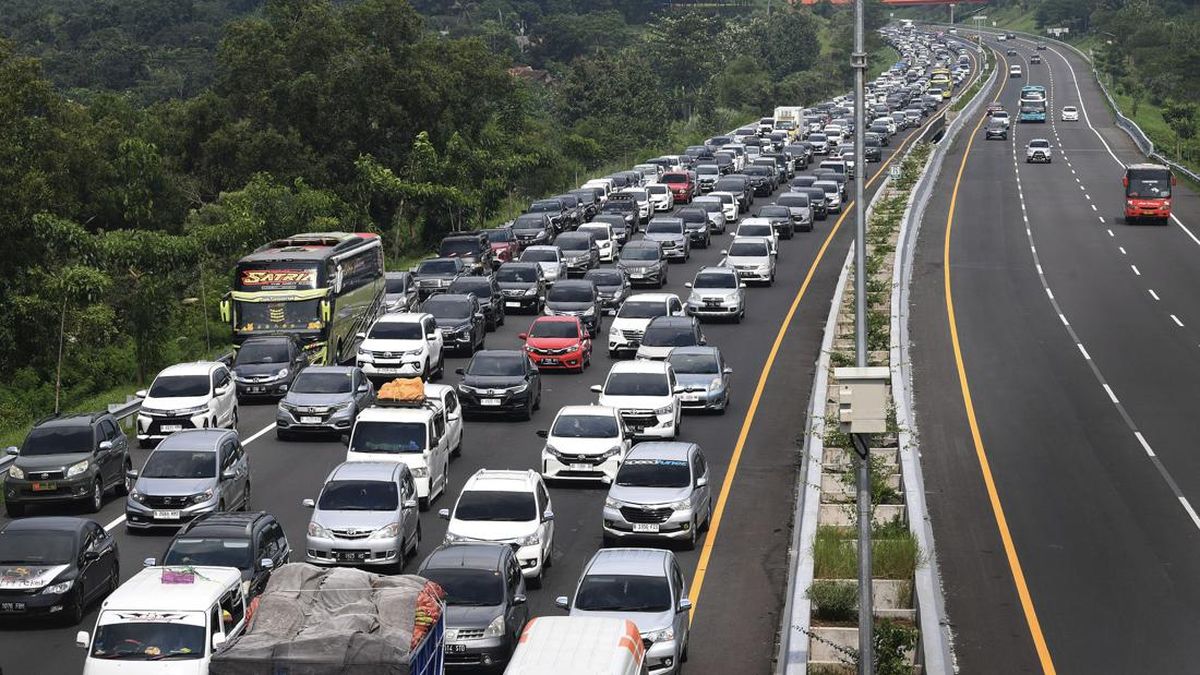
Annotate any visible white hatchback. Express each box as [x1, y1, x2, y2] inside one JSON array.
[[538, 405, 631, 483], [440, 469, 555, 584]]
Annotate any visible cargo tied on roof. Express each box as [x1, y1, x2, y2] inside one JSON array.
[[378, 378, 427, 405]]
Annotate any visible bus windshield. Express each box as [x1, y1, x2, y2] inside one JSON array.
[[1127, 169, 1172, 198], [235, 299, 323, 333]]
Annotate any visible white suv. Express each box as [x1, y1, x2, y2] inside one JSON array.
[[607, 293, 684, 358], [356, 312, 445, 382], [591, 360, 682, 440], [439, 469, 556, 585], [136, 362, 237, 448], [346, 395, 452, 510], [538, 405, 631, 484]]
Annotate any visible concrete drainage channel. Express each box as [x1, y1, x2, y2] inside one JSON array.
[[777, 37, 998, 675]]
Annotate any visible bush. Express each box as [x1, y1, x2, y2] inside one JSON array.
[[812, 525, 921, 580], [808, 580, 858, 623]]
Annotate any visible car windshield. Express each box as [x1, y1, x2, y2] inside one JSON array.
[[440, 240, 481, 256], [779, 195, 810, 208], [616, 458, 691, 488], [1029, 140, 1051, 149], [91, 621, 205, 661], [318, 480, 398, 511], [530, 321, 579, 339], [236, 342, 289, 365], [454, 490, 536, 521], [548, 286, 593, 303], [468, 355, 526, 377], [0, 530, 75, 564], [760, 207, 791, 218], [1127, 174, 1171, 198], [164, 537, 252, 569], [646, 221, 683, 234], [513, 218, 546, 231], [697, 165, 719, 175], [530, 201, 561, 213], [642, 324, 698, 347], [557, 238, 589, 253], [422, 568, 504, 607], [580, 227, 610, 241], [552, 414, 619, 438], [648, 184, 669, 193], [621, 247, 659, 262], [385, 276, 409, 293], [148, 375, 210, 398], [142, 451, 215, 479], [20, 425, 93, 456], [497, 266, 538, 283], [740, 224, 773, 237], [604, 373, 669, 396], [661, 174, 688, 184], [574, 574, 673, 613], [418, 260, 459, 275], [368, 321, 424, 340], [521, 249, 558, 263], [618, 301, 665, 319], [484, 229, 513, 243], [585, 270, 622, 286], [350, 421, 426, 454], [291, 371, 354, 394], [694, 273, 737, 289], [729, 242, 769, 257], [423, 298, 471, 319], [669, 353, 719, 375]]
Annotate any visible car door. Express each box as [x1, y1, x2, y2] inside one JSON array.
[[77, 524, 104, 601], [535, 480, 554, 558], [352, 369, 374, 410], [399, 470, 419, 546], [671, 560, 690, 649], [422, 317, 444, 363], [214, 367, 236, 427], [252, 525, 275, 595], [96, 419, 121, 487], [218, 439, 244, 508], [692, 449, 711, 521], [233, 441, 250, 505], [525, 357, 540, 400], [441, 390, 463, 453], [506, 554, 529, 643], [431, 413, 449, 494]]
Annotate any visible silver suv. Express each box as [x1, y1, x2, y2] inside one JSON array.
[[275, 366, 375, 440], [124, 429, 250, 531], [602, 442, 713, 549], [1025, 138, 1053, 163], [684, 266, 746, 322], [302, 461, 421, 572]]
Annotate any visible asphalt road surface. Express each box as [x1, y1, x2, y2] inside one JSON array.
[[912, 36, 1200, 673], [0, 89, 950, 673]]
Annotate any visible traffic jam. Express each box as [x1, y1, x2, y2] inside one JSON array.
[[0, 28, 967, 675]]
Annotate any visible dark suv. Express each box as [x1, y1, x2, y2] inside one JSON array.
[[4, 413, 132, 516], [495, 262, 546, 314], [455, 351, 542, 420], [448, 274, 505, 330], [232, 335, 308, 400], [439, 233, 494, 274], [528, 198, 569, 232], [159, 511, 291, 597], [423, 293, 487, 355], [545, 279, 603, 336]]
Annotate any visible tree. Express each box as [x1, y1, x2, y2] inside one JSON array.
[[1162, 100, 1198, 160]]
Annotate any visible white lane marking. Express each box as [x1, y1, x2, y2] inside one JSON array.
[[1103, 384, 1119, 403], [1091, 204, 1098, 211], [1059, 313, 1070, 326], [1085, 194, 1091, 201], [1071, 168, 1076, 174], [1036, 263, 1043, 274], [104, 515, 125, 531], [1180, 497, 1200, 531], [1132, 265, 1141, 276], [1119, 247, 1127, 255], [1135, 432, 1155, 457], [1078, 344, 1092, 360], [1149, 289, 1160, 301], [1079, 184, 1085, 191], [1099, 216, 1106, 223], [1046, 288, 1055, 300], [1171, 314, 1184, 327], [1107, 229, 1114, 237]]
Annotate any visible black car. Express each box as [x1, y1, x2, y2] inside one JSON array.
[[0, 517, 118, 624], [510, 213, 554, 249], [495, 262, 546, 314], [712, 176, 753, 211], [456, 350, 542, 420], [158, 511, 290, 597], [232, 335, 308, 400], [869, 123, 891, 145], [758, 204, 798, 239], [599, 200, 638, 233], [545, 279, 602, 336], [414, 257, 467, 299], [568, 189, 601, 222], [796, 186, 829, 220], [592, 213, 632, 245], [528, 198, 569, 232], [554, 194, 585, 228], [864, 136, 883, 162], [448, 275, 506, 330], [4, 412, 132, 517], [584, 268, 631, 315], [743, 166, 776, 196], [423, 294, 487, 355], [384, 271, 419, 313], [419, 543, 528, 670], [763, 152, 795, 181], [617, 240, 669, 288], [554, 231, 601, 277], [677, 206, 713, 245], [439, 232, 494, 275]]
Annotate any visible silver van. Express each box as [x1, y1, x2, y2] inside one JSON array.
[[302, 461, 421, 572], [124, 429, 250, 530]]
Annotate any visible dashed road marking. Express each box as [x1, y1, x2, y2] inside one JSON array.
[[1132, 265, 1141, 276], [1171, 314, 1184, 327], [1103, 384, 1119, 403], [1135, 432, 1155, 457], [1078, 344, 1091, 360], [1149, 289, 1160, 301]]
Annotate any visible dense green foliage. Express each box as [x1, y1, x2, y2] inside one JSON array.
[[0, 0, 865, 432]]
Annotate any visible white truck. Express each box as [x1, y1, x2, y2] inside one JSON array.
[[773, 106, 804, 136]]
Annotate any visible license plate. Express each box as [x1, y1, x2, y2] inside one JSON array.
[[153, 510, 181, 520], [505, 301, 522, 308], [542, 358, 560, 365], [31, 482, 56, 492], [682, 394, 701, 401], [480, 399, 501, 406], [632, 523, 660, 533], [570, 463, 593, 470], [335, 551, 367, 562], [300, 416, 323, 424], [161, 424, 182, 433], [631, 273, 645, 279], [0, 602, 25, 612], [446, 643, 466, 653]]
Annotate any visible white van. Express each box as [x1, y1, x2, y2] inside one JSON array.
[[505, 616, 648, 675], [77, 566, 246, 674]]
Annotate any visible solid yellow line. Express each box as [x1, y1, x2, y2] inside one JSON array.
[[687, 93, 950, 621], [941, 49, 1058, 673]]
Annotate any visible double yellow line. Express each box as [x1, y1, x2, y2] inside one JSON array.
[[686, 54, 978, 620], [942, 48, 1058, 673]]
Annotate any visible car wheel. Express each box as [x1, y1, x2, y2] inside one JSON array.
[[528, 570, 543, 590], [232, 406, 239, 429], [534, 388, 542, 411], [117, 459, 133, 496], [498, 309, 506, 327], [685, 520, 698, 550], [87, 478, 103, 513], [609, 349, 620, 359], [602, 534, 616, 548], [65, 589, 85, 626], [521, 400, 534, 422], [5, 502, 25, 518], [452, 432, 462, 457]]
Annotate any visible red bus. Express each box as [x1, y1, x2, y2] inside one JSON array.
[[1124, 163, 1175, 224]]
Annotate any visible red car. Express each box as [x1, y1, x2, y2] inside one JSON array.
[[661, 171, 696, 204], [485, 227, 520, 266], [519, 316, 592, 372]]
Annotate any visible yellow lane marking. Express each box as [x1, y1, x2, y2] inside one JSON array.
[[941, 48, 1058, 673], [687, 76, 963, 621]]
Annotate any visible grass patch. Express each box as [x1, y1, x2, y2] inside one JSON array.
[[812, 525, 921, 580], [0, 382, 145, 449], [808, 579, 859, 623]]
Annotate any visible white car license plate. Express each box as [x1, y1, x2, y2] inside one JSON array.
[[682, 394, 700, 401], [300, 416, 322, 424], [153, 510, 181, 520], [480, 399, 502, 406], [632, 523, 660, 533], [505, 301, 521, 308], [631, 273, 645, 279], [161, 424, 182, 433], [570, 463, 592, 470]]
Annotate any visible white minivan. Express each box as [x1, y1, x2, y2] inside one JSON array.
[[345, 390, 453, 510], [77, 566, 246, 674], [505, 616, 648, 675]]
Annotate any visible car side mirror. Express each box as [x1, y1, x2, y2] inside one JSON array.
[[696, 475, 709, 488], [535, 430, 548, 438], [699, 337, 707, 346], [97, 440, 113, 452], [212, 633, 227, 651], [513, 593, 527, 605], [403, 498, 419, 510], [590, 384, 603, 394], [474, 312, 485, 320], [455, 368, 466, 376], [301, 498, 315, 508], [723, 367, 734, 375], [438, 508, 451, 520], [357, 384, 369, 393], [673, 386, 687, 394], [83, 550, 100, 562], [739, 283, 747, 289], [260, 558, 274, 570], [356, 332, 366, 340], [542, 509, 555, 522], [126, 468, 139, 481], [426, 332, 438, 340], [143, 557, 156, 567], [518, 333, 528, 341], [135, 389, 148, 399], [678, 598, 693, 613], [720, 249, 728, 255], [684, 282, 693, 289], [5, 446, 18, 456], [75, 631, 90, 649], [555, 596, 570, 610], [221, 469, 237, 482]]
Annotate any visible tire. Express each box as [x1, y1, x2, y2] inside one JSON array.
[[116, 460, 133, 496], [435, 353, 445, 381], [87, 479, 104, 513], [602, 534, 616, 548], [684, 520, 698, 550], [65, 590, 84, 626], [533, 389, 542, 411], [418, 496, 430, 512], [5, 502, 25, 518]]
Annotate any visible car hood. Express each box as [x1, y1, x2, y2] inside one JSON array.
[[617, 260, 659, 271], [15, 451, 92, 472], [142, 394, 211, 412], [434, 318, 472, 330], [547, 437, 621, 455], [312, 509, 397, 532], [282, 392, 353, 407], [0, 564, 70, 590], [561, 249, 591, 259], [546, 301, 593, 312], [609, 484, 692, 506], [448, 520, 538, 543], [635, 345, 675, 360], [598, 394, 673, 410], [610, 317, 653, 332], [676, 373, 719, 390], [419, 272, 460, 280], [726, 255, 770, 267], [528, 337, 582, 349], [498, 281, 536, 291], [135, 477, 214, 496], [361, 337, 426, 353], [690, 288, 739, 301], [76, 660, 209, 675], [234, 362, 288, 378], [463, 375, 526, 390], [568, 608, 674, 635], [594, 284, 623, 295], [534, 262, 560, 274], [643, 233, 685, 243], [446, 604, 505, 630]]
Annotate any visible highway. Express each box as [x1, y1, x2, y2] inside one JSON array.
[[0, 104, 948, 672], [911, 34, 1200, 673]]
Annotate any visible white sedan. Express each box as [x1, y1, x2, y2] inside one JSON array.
[[1061, 106, 1079, 121]]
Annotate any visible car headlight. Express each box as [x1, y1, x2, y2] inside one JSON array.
[[581, 306, 595, 317], [274, 368, 290, 379], [308, 521, 332, 538], [524, 287, 538, 296], [129, 489, 146, 504], [643, 626, 675, 642], [66, 459, 90, 479], [42, 579, 74, 596], [454, 325, 471, 335], [411, 466, 429, 478], [600, 446, 623, 459], [654, 404, 674, 415], [605, 496, 624, 509], [709, 378, 723, 392], [666, 498, 693, 511], [8, 465, 23, 480], [190, 488, 215, 505], [369, 523, 400, 540], [482, 614, 506, 639], [508, 382, 529, 395], [329, 400, 352, 411], [515, 532, 540, 547], [544, 445, 562, 458], [173, 405, 210, 417], [357, 349, 372, 361], [458, 384, 478, 394]]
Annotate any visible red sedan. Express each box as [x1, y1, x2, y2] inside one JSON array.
[[519, 316, 592, 372]]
